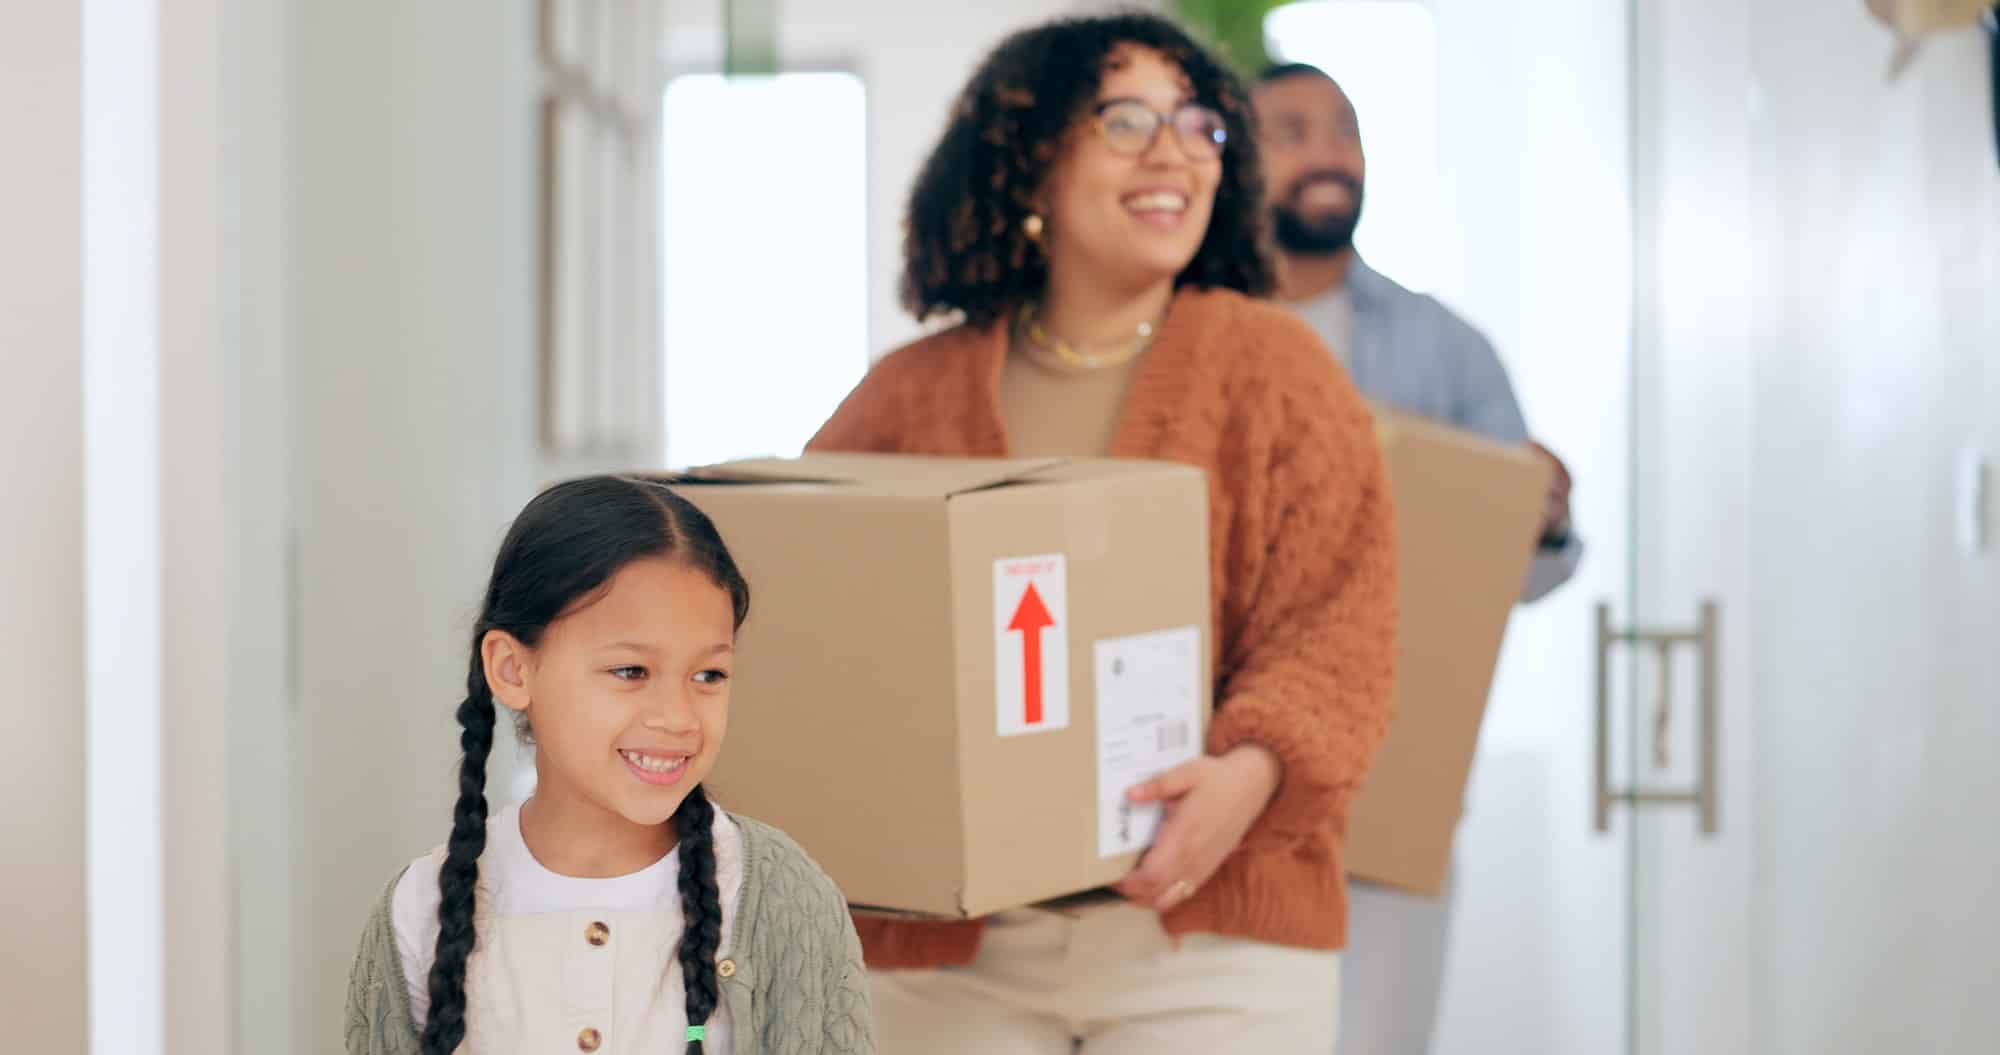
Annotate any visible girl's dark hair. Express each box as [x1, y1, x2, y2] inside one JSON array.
[[902, 11, 1277, 328], [420, 475, 749, 1055]]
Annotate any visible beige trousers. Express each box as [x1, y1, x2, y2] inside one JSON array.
[[870, 903, 1342, 1054]]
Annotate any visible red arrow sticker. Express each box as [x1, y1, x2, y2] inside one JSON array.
[[1008, 583, 1056, 725], [994, 555, 1069, 736]]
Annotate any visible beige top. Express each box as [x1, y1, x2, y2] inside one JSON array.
[[346, 813, 876, 1055], [391, 804, 744, 1052], [997, 339, 1148, 458]]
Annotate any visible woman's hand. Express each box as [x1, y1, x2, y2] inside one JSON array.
[[1111, 743, 1283, 913]]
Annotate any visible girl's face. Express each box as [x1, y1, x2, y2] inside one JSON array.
[[1038, 45, 1225, 295], [488, 556, 736, 834]]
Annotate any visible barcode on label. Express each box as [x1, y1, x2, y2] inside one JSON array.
[[1155, 721, 1190, 752]]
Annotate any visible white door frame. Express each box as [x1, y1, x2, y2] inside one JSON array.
[[1624, 0, 1757, 1051]]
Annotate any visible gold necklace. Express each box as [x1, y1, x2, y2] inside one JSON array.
[[1020, 302, 1158, 370]]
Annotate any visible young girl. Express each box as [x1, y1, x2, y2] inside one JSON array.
[[345, 475, 874, 1054]]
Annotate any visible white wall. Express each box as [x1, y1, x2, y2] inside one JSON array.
[[1742, 7, 1999, 1052], [1626, 0, 1759, 1049], [160, 0, 236, 1047], [1423, 1, 1635, 1051], [289, 0, 549, 1046], [1604, 4, 1999, 1051], [85, 0, 171, 1048], [5, 4, 244, 1050], [224, 0, 303, 1049], [220, 8, 307, 1045], [0, 4, 89, 1047], [1480, 1, 2000, 1050]]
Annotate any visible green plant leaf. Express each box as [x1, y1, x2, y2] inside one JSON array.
[[1168, 0, 1293, 75]]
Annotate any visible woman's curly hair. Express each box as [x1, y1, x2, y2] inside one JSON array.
[[901, 11, 1277, 328]]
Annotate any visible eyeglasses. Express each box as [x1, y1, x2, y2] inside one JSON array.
[[1092, 99, 1229, 160]]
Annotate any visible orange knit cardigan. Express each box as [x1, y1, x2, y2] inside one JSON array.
[[808, 287, 1398, 967]]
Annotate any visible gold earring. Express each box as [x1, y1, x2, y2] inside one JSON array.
[[1023, 213, 1045, 241]]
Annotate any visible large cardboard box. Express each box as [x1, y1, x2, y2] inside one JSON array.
[[671, 454, 1213, 918], [1344, 408, 1553, 896]]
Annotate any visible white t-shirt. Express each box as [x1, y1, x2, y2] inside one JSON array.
[[392, 802, 743, 1052]]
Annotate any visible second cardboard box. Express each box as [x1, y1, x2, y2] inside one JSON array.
[[1342, 407, 1553, 897]]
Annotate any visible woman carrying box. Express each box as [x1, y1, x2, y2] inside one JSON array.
[[808, 12, 1397, 1052]]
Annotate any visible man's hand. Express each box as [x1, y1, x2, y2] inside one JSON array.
[[1529, 440, 1573, 543]]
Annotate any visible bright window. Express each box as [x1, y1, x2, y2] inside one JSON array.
[[1266, 0, 1443, 292], [660, 72, 869, 466]]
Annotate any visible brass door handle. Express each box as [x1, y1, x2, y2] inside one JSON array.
[[1595, 600, 1719, 835]]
